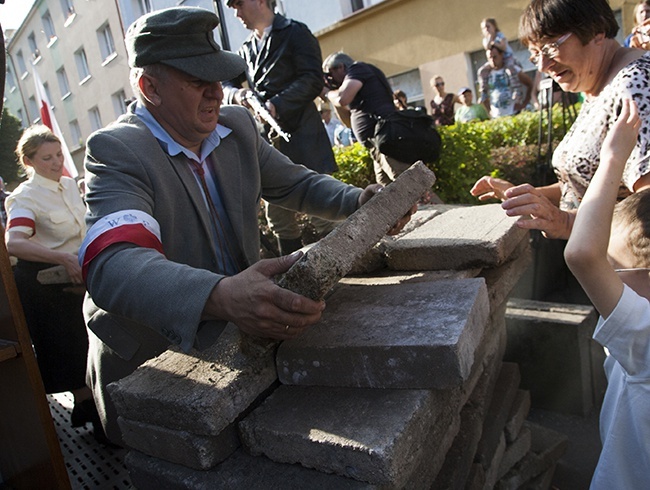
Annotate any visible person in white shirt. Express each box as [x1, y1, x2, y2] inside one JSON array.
[[564, 99, 650, 490], [5, 125, 108, 444]]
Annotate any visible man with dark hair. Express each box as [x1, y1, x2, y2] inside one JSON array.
[[224, 0, 337, 255], [80, 6, 400, 445]]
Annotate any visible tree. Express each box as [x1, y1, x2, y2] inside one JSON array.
[[0, 109, 25, 186]]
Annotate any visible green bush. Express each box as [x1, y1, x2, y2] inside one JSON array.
[[332, 104, 579, 204]]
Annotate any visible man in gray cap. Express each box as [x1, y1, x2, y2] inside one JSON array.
[[80, 6, 399, 445]]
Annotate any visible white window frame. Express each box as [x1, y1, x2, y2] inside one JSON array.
[[74, 48, 91, 83], [88, 106, 103, 132]]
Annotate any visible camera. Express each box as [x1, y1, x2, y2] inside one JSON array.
[[323, 72, 340, 90]]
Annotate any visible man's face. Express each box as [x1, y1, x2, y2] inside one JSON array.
[[229, 0, 266, 30], [326, 65, 346, 86], [460, 91, 473, 106], [487, 47, 504, 69], [146, 67, 223, 151]]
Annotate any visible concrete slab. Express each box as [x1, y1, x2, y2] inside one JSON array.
[[484, 432, 506, 489], [475, 362, 521, 466], [117, 417, 239, 470], [497, 426, 532, 481], [431, 403, 484, 489], [504, 299, 606, 415], [277, 278, 489, 389], [278, 161, 436, 300], [108, 325, 278, 435], [238, 385, 460, 487], [480, 236, 532, 310], [385, 203, 529, 271], [504, 390, 531, 443], [126, 449, 376, 490], [494, 422, 568, 490]]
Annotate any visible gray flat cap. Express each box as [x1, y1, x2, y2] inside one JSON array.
[[125, 7, 246, 82]]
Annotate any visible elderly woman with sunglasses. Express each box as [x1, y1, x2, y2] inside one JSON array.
[[471, 0, 650, 240]]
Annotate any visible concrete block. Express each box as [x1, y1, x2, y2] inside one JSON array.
[[497, 426, 532, 481], [483, 432, 506, 490], [504, 390, 531, 443], [431, 403, 484, 490], [238, 384, 461, 487], [278, 161, 436, 300], [277, 278, 489, 390], [466, 463, 486, 490], [117, 417, 239, 470], [385, 203, 529, 271], [480, 236, 532, 310], [494, 422, 568, 490], [475, 363, 521, 466], [504, 298, 606, 415], [126, 449, 376, 490], [108, 325, 277, 435], [347, 205, 454, 276]]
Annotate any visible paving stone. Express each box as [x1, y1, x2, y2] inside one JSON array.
[[278, 161, 436, 300], [479, 236, 532, 310], [497, 426, 532, 481], [483, 431, 506, 489], [108, 325, 277, 435], [277, 278, 489, 390], [431, 403, 484, 489], [504, 299, 606, 415], [504, 390, 531, 443], [347, 205, 455, 276], [126, 449, 376, 490], [238, 385, 461, 487], [385, 203, 529, 271], [118, 417, 239, 470], [494, 422, 568, 490], [465, 463, 486, 490], [474, 363, 521, 466]]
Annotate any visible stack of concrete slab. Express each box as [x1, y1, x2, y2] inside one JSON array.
[[110, 203, 568, 489]]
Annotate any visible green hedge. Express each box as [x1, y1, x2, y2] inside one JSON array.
[[333, 104, 578, 204]]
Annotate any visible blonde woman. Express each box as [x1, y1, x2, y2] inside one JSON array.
[[429, 75, 459, 126], [5, 125, 107, 444]]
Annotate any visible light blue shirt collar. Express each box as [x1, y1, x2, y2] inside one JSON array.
[[134, 103, 232, 163]]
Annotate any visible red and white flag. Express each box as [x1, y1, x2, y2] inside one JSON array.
[[32, 69, 78, 178]]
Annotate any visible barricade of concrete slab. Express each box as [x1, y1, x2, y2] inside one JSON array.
[[114, 203, 568, 489]]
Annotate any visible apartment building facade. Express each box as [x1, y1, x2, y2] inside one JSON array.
[[3, 0, 636, 175]]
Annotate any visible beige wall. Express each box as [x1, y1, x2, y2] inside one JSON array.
[[317, 0, 637, 112]]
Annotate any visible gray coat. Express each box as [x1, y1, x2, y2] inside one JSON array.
[[82, 105, 361, 442]]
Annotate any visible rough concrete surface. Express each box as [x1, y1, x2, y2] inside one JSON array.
[[238, 384, 459, 487], [108, 325, 277, 435], [277, 278, 489, 389], [386, 203, 529, 271], [118, 416, 239, 470], [126, 449, 377, 490], [278, 161, 436, 300]]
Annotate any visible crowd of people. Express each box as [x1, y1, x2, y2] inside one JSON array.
[[3, 0, 649, 487]]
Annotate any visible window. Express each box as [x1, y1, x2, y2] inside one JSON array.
[[56, 67, 71, 98], [351, 0, 364, 11], [112, 90, 128, 118], [17, 109, 26, 127], [16, 50, 28, 77], [74, 48, 91, 83], [43, 82, 54, 107], [28, 96, 39, 123], [70, 119, 83, 147], [60, 0, 75, 19], [132, 0, 152, 17], [28, 32, 41, 62], [6, 67, 16, 91], [42, 11, 57, 44], [97, 23, 116, 63], [88, 106, 102, 132]]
